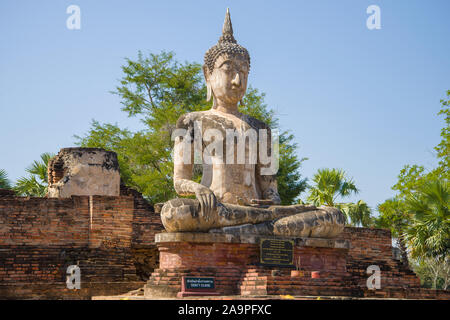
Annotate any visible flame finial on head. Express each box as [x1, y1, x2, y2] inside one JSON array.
[[220, 8, 235, 43], [204, 8, 250, 74]]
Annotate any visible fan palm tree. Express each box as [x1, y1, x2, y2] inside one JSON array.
[[404, 179, 449, 260], [0, 169, 11, 189], [307, 168, 373, 226], [14, 152, 54, 197], [307, 168, 359, 206], [339, 200, 373, 227]]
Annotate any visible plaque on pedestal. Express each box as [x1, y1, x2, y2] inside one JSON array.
[[260, 238, 294, 267], [177, 276, 220, 298]]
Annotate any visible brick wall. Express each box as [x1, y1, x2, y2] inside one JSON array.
[[0, 188, 162, 299], [0, 195, 134, 249], [120, 185, 164, 279], [340, 227, 448, 298]]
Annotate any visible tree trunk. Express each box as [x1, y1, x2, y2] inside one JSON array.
[[433, 274, 438, 290], [397, 236, 409, 267]]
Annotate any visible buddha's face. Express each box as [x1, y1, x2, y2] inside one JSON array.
[[204, 54, 249, 106]]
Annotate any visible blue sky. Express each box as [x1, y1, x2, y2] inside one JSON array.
[[1, 0, 449, 211]]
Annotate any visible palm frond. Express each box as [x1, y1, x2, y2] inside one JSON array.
[[0, 169, 12, 189]]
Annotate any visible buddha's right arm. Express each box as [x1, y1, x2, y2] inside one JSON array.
[[174, 176, 205, 196], [173, 135, 205, 196]]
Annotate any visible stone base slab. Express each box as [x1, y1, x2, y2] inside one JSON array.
[[155, 232, 350, 249]]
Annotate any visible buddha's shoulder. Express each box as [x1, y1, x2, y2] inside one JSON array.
[[241, 114, 270, 130], [176, 110, 270, 130], [176, 111, 209, 128]]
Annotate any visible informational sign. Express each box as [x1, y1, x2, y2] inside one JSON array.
[[184, 277, 215, 290], [260, 238, 294, 267]]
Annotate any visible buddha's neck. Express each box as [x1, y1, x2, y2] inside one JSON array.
[[214, 102, 240, 115]]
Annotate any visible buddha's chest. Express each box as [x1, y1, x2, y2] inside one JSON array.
[[195, 113, 261, 165], [196, 112, 254, 134]]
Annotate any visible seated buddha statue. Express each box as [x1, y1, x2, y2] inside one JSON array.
[[161, 9, 345, 238]]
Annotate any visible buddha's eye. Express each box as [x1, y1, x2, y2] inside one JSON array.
[[221, 62, 231, 71]]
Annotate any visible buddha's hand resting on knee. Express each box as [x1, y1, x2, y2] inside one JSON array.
[[195, 186, 217, 221]]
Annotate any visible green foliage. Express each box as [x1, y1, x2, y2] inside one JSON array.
[[116, 51, 207, 119], [338, 200, 373, 228], [14, 152, 54, 197], [434, 90, 450, 179], [76, 51, 307, 204], [375, 198, 409, 238], [306, 168, 373, 227], [277, 132, 308, 205], [410, 256, 450, 290], [377, 90, 450, 264], [403, 180, 449, 259], [0, 169, 11, 189], [307, 168, 359, 207], [392, 165, 427, 199], [239, 87, 277, 127]]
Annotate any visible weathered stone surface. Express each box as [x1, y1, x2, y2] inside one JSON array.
[[47, 147, 120, 198], [155, 232, 350, 249], [161, 197, 344, 238]]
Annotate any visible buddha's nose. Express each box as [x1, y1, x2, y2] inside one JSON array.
[[231, 72, 241, 87]]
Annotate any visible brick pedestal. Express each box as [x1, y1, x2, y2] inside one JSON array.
[[144, 231, 450, 299], [144, 233, 352, 297]]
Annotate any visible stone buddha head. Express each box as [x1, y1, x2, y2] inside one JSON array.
[[203, 9, 251, 108]]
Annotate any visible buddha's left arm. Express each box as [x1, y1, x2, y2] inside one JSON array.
[[256, 125, 281, 205], [257, 172, 281, 205]]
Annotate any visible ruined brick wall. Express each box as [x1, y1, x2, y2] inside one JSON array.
[[120, 185, 164, 246], [0, 190, 162, 299], [0, 195, 134, 249], [341, 227, 420, 288], [339, 227, 449, 299], [120, 185, 164, 279]]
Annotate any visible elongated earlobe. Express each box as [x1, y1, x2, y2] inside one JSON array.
[[207, 82, 217, 108], [212, 94, 217, 108], [206, 83, 212, 102]]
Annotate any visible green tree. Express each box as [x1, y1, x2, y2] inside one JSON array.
[[306, 168, 373, 226], [375, 198, 410, 265], [433, 90, 450, 180], [76, 51, 307, 204], [392, 164, 427, 199], [403, 180, 449, 260], [410, 255, 450, 290], [307, 168, 359, 207], [340, 200, 373, 228], [0, 169, 11, 189], [14, 152, 54, 197], [376, 91, 450, 280], [306, 168, 374, 227], [377, 90, 449, 261], [277, 132, 308, 205]]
